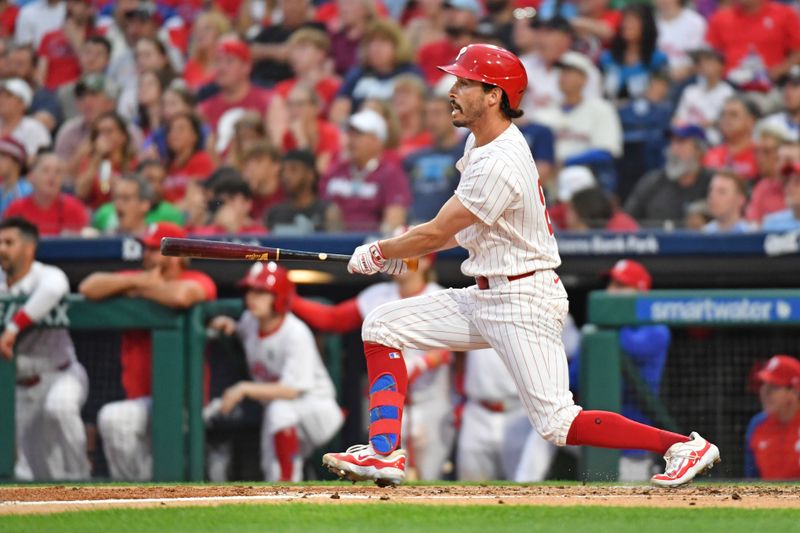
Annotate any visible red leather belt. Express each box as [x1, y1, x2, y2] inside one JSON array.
[[479, 400, 508, 412], [16, 361, 71, 388], [476, 271, 537, 290]]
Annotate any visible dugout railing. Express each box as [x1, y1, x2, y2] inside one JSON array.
[[0, 296, 345, 483], [581, 289, 800, 481]]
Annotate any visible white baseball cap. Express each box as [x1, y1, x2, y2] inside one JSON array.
[[555, 51, 595, 78], [558, 166, 596, 202], [348, 109, 387, 143], [0, 78, 33, 109]]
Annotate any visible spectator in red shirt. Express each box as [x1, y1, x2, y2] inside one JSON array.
[[183, 11, 231, 91], [282, 83, 341, 175], [572, 0, 622, 50], [565, 186, 639, 232], [392, 74, 433, 159], [75, 111, 137, 209], [706, 0, 800, 83], [241, 142, 285, 220], [746, 128, 789, 223], [744, 354, 800, 480], [79, 222, 217, 480], [274, 27, 342, 116], [163, 112, 215, 204], [319, 109, 411, 232], [703, 96, 759, 181], [0, 0, 19, 39], [36, 0, 98, 92], [198, 36, 285, 149], [416, 0, 479, 86], [325, 0, 377, 77], [195, 174, 267, 236], [5, 152, 88, 236]]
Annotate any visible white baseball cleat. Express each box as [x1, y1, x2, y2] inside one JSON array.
[[650, 432, 721, 488], [323, 444, 407, 487]]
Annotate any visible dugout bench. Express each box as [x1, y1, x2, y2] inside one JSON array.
[[581, 289, 800, 481], [0, 296, 344, 483]]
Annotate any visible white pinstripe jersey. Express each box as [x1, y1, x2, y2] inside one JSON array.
[[453, 123, 560, 277], [236, 312, 337, 400]]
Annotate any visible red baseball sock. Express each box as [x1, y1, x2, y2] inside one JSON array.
[[566, 411, 689, 455], [364, 342, 408, 454], [274, 427, 299, 481]]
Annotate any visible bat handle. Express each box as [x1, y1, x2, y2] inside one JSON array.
[[403, 258, 419, 272]]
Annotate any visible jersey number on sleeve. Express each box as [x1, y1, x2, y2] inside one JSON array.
[[538, 183, 554, 236]]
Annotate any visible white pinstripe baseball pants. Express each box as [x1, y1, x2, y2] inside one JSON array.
[[363, 271, 582, 446]]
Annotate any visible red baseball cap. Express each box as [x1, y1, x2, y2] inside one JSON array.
[[757, 355, 800, 390], [138, 222, 187, 248], [217, 36, 251, 63], [607, 259, 652, 291]]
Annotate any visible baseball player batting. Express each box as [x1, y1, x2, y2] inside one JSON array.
[[323, 43, 720, 488]]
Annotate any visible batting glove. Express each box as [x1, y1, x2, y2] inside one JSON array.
[[348, 241, 408, 276]]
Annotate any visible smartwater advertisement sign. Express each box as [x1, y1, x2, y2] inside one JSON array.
[[635, 297, 800, 324]]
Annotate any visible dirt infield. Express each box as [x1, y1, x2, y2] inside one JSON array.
[[0, 484, 798, 515]]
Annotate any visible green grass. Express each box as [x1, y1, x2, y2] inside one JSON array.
[[1, 504, 798, 533]]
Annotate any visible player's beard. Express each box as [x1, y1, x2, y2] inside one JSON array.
[[452, 100, 486, 128]]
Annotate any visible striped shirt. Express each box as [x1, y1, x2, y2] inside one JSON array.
[[454, 123, 560, 277]]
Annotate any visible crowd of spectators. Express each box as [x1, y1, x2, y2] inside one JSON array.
[[0, 0, 799, 237]]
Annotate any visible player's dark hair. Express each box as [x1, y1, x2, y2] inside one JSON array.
[[482, 83, 524, 119], [570, 187, 613, 229], [0, 217, 39, 244]]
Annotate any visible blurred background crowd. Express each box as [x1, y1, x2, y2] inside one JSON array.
[[0, 0, 798, 238]]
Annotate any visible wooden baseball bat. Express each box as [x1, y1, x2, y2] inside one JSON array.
[[160, 238, 419, 271]]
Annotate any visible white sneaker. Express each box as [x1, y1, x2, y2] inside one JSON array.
[[650, 432, 721, 488], [323, 444, 407, 487]]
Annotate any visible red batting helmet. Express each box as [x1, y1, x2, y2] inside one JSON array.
[[608, 259, 652, 291], [238, 262, 296, 314], [437, 44, 528, 109]]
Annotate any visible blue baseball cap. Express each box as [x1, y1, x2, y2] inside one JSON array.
[[670, 124, 707, 143]]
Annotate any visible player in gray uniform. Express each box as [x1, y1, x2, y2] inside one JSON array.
[[0, 217, 90, 480]]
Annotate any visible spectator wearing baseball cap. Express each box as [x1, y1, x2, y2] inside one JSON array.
[[549, 165, 596, 230], [761, 162, 800, 232], [198, 36, 281, 151], [518, 18, 603, 126], [4, 43, 65, 134], [267, 149, 342, 234], [5, 152, 88, 236], [319, 109, 411, 232], [547, 52, 622, 192], [672, 48, 734, 146], [744, 354, 800, 480], [0, 78, 52, 163], [625, 125, 712, 228], [0, 136, 32, 215]]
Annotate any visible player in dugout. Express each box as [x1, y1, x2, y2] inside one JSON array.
[[291, 250, 454, 481], [745, 354, 800, 480], [206, 262, 343, 482], [0, 217, 90, 480], [78, 222, 217, 481]]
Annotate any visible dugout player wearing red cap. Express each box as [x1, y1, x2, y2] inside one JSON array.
[[326, 44, 719, 488], [207, 262, 343, 482], [744, 354, 800, 479], [79, 223, 217, 480]]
